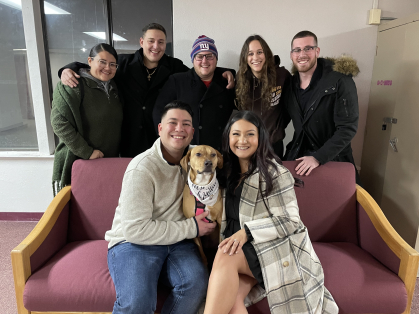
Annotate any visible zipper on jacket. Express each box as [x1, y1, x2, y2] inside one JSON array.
[[252, 76, 262, 116], [92, 85, 112, 102], [304, 100, 317, 117], [343, 99, 349, 117], [304, 85, 336, 117]]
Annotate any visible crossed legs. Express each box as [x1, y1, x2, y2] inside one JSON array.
[[204, 247, 258, 314]]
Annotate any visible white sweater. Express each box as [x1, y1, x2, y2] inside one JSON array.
[[105, 139, 197, 248]]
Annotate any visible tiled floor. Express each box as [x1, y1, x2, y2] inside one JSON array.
[[0, 221, 37, 314]]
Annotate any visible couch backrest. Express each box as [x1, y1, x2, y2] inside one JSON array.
[[67, 158, 357, 244], [68, 158, 131, 242], [283, 161, 357, 244]]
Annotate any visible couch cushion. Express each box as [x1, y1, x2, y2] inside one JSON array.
[[24, 240, 115, 311], [236, 242, 406, 314], [314, 242, 407, 313], [68, 158, 131, 241], [24, 240, 169, 312], [282, 161, 358, 244]]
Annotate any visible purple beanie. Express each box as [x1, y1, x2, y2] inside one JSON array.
[[190, 35, 218, 62]]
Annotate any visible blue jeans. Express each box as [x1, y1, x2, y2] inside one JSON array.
[[107, 240, 208, 314]]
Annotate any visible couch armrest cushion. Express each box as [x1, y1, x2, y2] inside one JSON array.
[[30, 203, 70, 273], [358, 202, 400, 274]]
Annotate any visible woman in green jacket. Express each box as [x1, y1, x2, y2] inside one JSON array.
[[51, 43, 123, 195]]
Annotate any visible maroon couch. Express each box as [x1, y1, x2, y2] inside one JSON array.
[[12, 158, 419, 314]]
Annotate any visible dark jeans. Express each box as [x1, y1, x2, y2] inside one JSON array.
[[107, 240, 208, 314]]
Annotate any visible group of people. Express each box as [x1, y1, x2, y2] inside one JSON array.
[[50, 22, 360, 313]]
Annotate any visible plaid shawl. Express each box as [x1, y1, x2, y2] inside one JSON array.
[[221, 161, 338, 314]]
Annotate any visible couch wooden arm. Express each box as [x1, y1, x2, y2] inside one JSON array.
[[11, 186, 72, 314], [356, 184, 419, 314]]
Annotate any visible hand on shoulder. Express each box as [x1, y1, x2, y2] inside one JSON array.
[[61, 69, 80, 88]]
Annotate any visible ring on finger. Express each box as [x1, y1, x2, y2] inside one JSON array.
[[233, 239, 237, 242]]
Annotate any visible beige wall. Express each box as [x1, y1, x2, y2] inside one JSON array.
[[3, 1, 419, 213], [173, 0, 419, 168]]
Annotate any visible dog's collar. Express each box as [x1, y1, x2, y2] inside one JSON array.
[[188, 169, 219, 207]]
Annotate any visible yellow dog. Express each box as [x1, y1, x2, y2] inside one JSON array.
[[180, 145, 223, 265]]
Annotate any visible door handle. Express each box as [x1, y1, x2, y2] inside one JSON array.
[[383, 117, 398, 124], [389, 137, 398, 152]]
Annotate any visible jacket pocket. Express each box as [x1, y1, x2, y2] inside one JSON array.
[[256, 237, 302, 293], [289, 231, 323, 285], [337, 97, 355, 119], [343, 99, 349, 117]]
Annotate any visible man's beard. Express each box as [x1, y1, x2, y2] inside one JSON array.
[[294, 56, 317, 73]]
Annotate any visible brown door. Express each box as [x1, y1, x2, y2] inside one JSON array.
[[361, 13, 419, 248], [361, 24, 403, 204], [380, 21, 419, 248]]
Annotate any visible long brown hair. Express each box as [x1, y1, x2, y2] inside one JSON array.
[[221, 111, 282, 198], [220, 111, 303, 198], [236, 35, 276, 111]]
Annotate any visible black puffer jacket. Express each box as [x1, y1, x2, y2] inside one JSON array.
[[284, 56, 359, 170]]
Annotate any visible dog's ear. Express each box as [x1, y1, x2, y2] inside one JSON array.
[[215, 149, 223, 169], [180, 149, 192, 171]]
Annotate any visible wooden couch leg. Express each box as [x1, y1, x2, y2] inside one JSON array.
[[11, 243, 31, 314], [400, 249, 419, 314]]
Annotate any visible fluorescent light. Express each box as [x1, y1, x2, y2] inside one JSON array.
[[0, 0, 21, 10], [13, 49, 27, 51], [0, 0, 70, 14], [81, 48, 87, 52], [112, 34, 128, 41], [44, 2, 70, 14], [83, 32, 128, 42]]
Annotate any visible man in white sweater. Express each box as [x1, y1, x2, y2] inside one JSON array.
[[105, 101, 216, 314]]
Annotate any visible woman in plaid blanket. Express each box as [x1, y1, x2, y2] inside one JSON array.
[[204, 111, 338, 314]]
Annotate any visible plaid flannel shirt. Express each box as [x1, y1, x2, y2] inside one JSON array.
[[221, 161, 338, 314]]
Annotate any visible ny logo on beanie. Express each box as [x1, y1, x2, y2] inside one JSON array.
[[191, 35, 218, 62]]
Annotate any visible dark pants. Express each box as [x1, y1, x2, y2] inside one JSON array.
[[107, 240, 208, 314]]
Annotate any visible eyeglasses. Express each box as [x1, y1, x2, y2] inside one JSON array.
[[194, 53, 215, 61], [291, 46, 317, 54], [91, 58, 119, 70]]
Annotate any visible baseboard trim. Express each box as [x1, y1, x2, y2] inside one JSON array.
[[0, 212, 43, 221]]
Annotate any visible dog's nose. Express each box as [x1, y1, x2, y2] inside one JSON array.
[[204, 160, 213, 167]]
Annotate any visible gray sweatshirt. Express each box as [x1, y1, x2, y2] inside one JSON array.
[[105, 139, 197, 248]]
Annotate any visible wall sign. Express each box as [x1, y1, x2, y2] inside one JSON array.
[[377, 80, 392, 86]]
